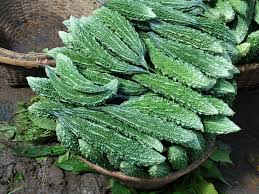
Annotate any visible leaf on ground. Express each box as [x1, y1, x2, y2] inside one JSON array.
[[13, 144, 67, 158], [194, 177, 218, 194], [0, 123, 17, 140], [55, 152, 93, 174], [110, 179, 136, 194]]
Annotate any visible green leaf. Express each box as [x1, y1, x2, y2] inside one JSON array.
[[14, 171, 24, 182], [13, 144, 67, 158], [194, 178, 218, 194], [210, 149, 233, 164], [110, 179, 135, 194], [210, 141, 233, 164], [201, 160, 229, 185], [0, 123, 16, 140], [55, 152, 93, 174]]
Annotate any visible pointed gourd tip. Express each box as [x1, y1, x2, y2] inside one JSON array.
[[148, 8, 157, 18]]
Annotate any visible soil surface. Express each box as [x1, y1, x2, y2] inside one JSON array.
[[0, 78, 109, 194], [0, 78, 259, 194]]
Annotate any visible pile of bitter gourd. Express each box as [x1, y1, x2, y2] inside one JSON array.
[[205, 0, 259, 63], [26, 0, 241, 178]]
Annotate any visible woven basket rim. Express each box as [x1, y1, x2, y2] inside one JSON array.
[[80, 139, 215, 189], [1, 47, 257, 71], [0, 48, 54, 68]]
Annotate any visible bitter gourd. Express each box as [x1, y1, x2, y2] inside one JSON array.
[[28, 99, 63, 117], [63, 16, 147, 74], [133, 73, 219, 115], [220, 41, 240, 63], [46, 67, 118, 106], [120, 162, 149, 177], [211, 79, 237, 96], [56, 123, 80, 153], [148, 162, 171, 177], [187, 131, 207, 161], [104, 0, 156, 21], [203, 116, 241, 134], [151, 4, 200, 26], [57, 114, 166, 166], [122, 94, 204, 130], [168, 146, 189, 170], [95, 7, 146, 67], [229, 0, 255, 44], [148, 33, 234, 79], [158, 0, 207, 12], [27, 77, 60, 99], [80, 68, 148, 96], [150, 22, 224, 54], [231, 15, 251, 44], [227, 0, 252, 17], [107, 154, 121, 169], [102, 106, 203, 150], [145, 38, 217, 90], [204, 96, 235, 116], [206, 0, 235, 23], [55, 54, 119, 94], [255, 0, 259, 25], [241, 30, 259, 63], [196, 16, 237, 44], [80, 16, 146, 68], [79, 139, 112, 168], [48, 47, 96, 68], [63, 107, 164, 152]]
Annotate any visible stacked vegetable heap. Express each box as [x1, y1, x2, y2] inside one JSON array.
[[26, 0, 241, 178], [205, 0, 259, 63]]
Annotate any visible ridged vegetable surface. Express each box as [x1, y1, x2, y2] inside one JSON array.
[[25, 0, 242, 178], [168, 146, 189, 170], [58, 114, 166, 166]]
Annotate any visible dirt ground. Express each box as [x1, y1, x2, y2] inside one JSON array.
[[0, 77, 259, 194], [0, 78, 109, 194]]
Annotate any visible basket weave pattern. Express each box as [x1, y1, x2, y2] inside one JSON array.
[[0, 0, 99, 86]]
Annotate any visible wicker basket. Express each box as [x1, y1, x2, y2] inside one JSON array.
[[0, 135, 214, 190], [236, 63, 259, 90], [80, 140, 215, 190], [0, 0, 99, 86]]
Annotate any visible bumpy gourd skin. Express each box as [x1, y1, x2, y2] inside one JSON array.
[[102, 106, 204, 150], [228, 0, 255, 44], [148, 33, 235, 79], [151, 22, 224, 54], [105, 0, 157, 21], [58, 114, 166, 167], [240, 31, 259, 63], [63, 107, 164, 153], [133, 73, 219, 115], [46, 66, 118, 106], [148, 162, 172, 177], [120, 162, 149, 177], [206, 0, 235, 23], [26, 0, 242, 177], [203, 116, 241, 134], [145, 38, 217, 90], [95, 7, 147, 67], [122, 94, 204, 131], [168, 146, 189, 170], [80, 69, 148, 96], [55, 53, 118, 94], [56, 123, 80, 154]]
